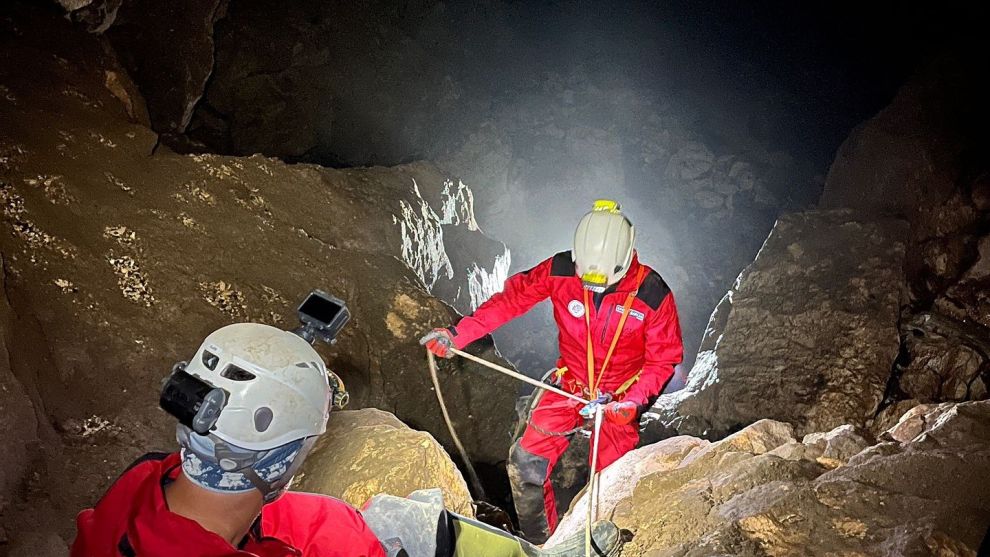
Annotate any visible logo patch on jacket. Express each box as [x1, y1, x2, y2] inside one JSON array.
[[568, 300, 585, 318], [615, 305, 645, 321]]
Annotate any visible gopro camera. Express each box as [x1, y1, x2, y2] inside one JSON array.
[[295, 289, 350, 345]]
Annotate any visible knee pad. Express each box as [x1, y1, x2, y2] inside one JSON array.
[[508, 441, 550, 486]]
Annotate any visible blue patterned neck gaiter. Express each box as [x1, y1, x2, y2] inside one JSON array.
[[180, 433, 305, 494]]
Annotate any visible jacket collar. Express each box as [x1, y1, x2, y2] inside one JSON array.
[[608, 252, 645, 294], [123, 454, 298, 557]]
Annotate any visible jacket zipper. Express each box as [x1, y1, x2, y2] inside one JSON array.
[[599, 300, 613, 344]]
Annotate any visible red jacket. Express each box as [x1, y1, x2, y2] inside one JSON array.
[[71, 452, 386, 557], [453, 251, 683, 407]]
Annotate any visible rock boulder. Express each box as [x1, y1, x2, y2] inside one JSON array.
[[653, 210, 908, 438], [294, 409, 474, 517], [547, 435, 708, 545], [553, 402, 990, 556]]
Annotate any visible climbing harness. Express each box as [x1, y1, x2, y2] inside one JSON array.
[[582, 265, 648, 396], [521, 367, 643, 438]]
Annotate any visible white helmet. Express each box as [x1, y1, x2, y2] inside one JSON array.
[[172, 322, 331, 450], [160, 323, 333, 499], [573, 199, 635, 292]]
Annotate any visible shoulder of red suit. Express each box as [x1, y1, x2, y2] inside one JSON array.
[[547, 250, 671, 310]]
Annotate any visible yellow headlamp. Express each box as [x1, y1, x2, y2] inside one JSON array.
[[581, 271, 609, 292], [591, 199, 621, 213]]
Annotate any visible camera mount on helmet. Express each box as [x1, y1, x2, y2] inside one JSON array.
[[293, 289, 351, 346]]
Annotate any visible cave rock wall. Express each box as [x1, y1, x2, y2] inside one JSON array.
[[652, 210, 908, 439]]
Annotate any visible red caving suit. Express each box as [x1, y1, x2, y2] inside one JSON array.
[[451, 250, 683, 540], [71, 452, 386, 557]]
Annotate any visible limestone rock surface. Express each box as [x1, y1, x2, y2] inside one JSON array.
[[898, 312, 989, 404], [104, 0, 229, 134], [820, 50, 989, 304], [653, 210, 908, 438], [547, 435, 709, 545], [0, 255, 39, 519], [295, 409, 473, 517], [552, 403, 990, 556]]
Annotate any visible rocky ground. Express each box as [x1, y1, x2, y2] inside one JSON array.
[[552, 402, 990, 555]]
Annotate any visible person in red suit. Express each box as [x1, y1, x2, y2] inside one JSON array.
[[421, 200, 683, 543], [72, 323, 386, 557]]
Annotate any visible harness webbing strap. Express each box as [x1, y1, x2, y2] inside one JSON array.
[[614, 371, 642, 396], [582, 266, 648, 396]]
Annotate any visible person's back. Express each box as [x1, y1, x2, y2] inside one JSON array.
[[73, 452, 383, 557]]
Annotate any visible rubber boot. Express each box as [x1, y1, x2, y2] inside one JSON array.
[[507, 442, 553, 544]]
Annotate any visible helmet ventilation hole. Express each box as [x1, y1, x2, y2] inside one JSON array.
[[221, 365, 256, 381], [254, 407, 274, 432], [202, 351, 220, 370]]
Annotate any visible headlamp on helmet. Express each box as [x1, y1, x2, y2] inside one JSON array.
[[573, 199, 635, 292]]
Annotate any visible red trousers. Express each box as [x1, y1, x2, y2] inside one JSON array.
[[518, 391, 639, 533]]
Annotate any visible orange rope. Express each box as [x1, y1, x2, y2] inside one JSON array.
[[583, 266, 648, 396]]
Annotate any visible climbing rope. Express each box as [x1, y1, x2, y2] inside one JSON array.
[[429, 347, 605, 555], [427, 350, 487, 500], [450, 347, 590, 405], [587, 405, 604, 557]]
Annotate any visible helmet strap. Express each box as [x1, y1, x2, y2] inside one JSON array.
[[246, 435, 319, 503], [177, 425, 317, 503], [242, 467, 281, 503]]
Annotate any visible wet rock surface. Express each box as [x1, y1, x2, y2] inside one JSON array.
[[651, 210, 908, 438], [554, 403, 990, 556], [295, 409, 473, 517]]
